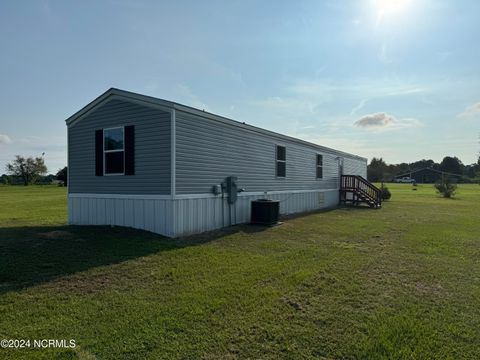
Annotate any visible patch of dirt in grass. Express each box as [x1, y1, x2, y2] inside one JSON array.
[[41, 267, 152, 295], [44, 273, 117, 294], [296, 271, 340, 297], [74, 346, 98, 360], [414, 282, 446, 297], [38, 230, 73, 240], [255, 277, 274, 287], [362, 261, 448, 300], [281, 296, 304, 311], [333, 240, 355, 248], [317, 271, 339, 285], [38, 255, 169, 295]]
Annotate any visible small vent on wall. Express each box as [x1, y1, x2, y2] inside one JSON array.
[[318, 192, 325, 204]]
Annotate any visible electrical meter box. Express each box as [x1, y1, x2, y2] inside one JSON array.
[[211, 184, 222, 195], [226, 176, 238, 204]]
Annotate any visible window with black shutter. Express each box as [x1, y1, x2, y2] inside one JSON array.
[[124, 125, 135, 175], [276, 145, 286, 177], [95, 130, 103, 176]]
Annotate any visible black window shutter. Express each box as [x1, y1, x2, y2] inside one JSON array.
[[124, 125, 135, 175], [95, 129, 103, 176]]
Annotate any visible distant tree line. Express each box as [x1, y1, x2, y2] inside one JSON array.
[[1, 155, 67, 186], [367, 156, 480, 183]]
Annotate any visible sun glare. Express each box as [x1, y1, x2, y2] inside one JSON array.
[[373, 0, 413, 26]]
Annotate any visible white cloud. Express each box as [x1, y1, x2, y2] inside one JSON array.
[[234, 77, 429, 139], [355, 112, 394, 127], [350, 99, 368, 115], [354, 112, 420, 132], [286, 78, 428, 101], [457, 101, 480, 119], [0, 134, 12, 145], [299, 125, 315, 130]]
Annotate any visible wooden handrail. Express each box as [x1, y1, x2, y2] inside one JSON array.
[[340, 175, 382, 207]]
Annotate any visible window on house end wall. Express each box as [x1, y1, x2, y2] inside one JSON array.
[[276, 145, 286, 177], [316, 154, 323, 179], [104, 127, 124, 175]]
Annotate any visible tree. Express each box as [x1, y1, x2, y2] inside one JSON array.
[[367, 157, 388, 182], [465, 163, 479, 179], [5, 155, 47, 186], [395, 162, 411, 176], [410, 159, 436, 171], [0, 174, 10, 185], [440, 156, 463, 175], [476, 156, 480, 183], [56, 166, 68, 186]]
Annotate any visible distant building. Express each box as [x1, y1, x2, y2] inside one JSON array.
[[395, 168, 462, 183]]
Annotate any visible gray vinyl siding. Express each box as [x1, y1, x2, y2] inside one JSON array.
[[343, 157, 367, 178], [68, 99, 171, 194], [175, 110, 364, 194]]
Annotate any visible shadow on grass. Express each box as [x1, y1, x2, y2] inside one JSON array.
[[0, 206, 343, 295], [0, 223, 271, 295]]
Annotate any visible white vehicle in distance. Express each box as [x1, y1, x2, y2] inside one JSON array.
[[395, 177, 416, 183]]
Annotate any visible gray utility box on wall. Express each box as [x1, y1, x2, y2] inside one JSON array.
[[251, 199, 280, 225]]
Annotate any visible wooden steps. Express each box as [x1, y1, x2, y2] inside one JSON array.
[[340, 175, 382, 209]]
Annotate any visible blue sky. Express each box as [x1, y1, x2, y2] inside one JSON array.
[[1, 0, 479, 173]]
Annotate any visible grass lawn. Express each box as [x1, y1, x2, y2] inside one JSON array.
[[0, 184, 479, 359]]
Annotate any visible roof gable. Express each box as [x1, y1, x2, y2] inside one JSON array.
[[65, 88, 174, 127]]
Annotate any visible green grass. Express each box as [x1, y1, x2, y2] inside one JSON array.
[[0, 183, 479, 359]]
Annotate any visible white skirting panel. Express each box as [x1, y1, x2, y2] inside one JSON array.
[[68, 195, 175, 237], [68, 189, 339, 238], [172, 189, 339, 236]]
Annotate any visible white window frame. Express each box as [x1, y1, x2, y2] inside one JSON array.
[[316, 154, 323, 179], [275, 145, 286, 178], [103, 126, 125, 176]]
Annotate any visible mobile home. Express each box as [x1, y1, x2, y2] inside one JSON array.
[[66, 88, 369, 237]]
